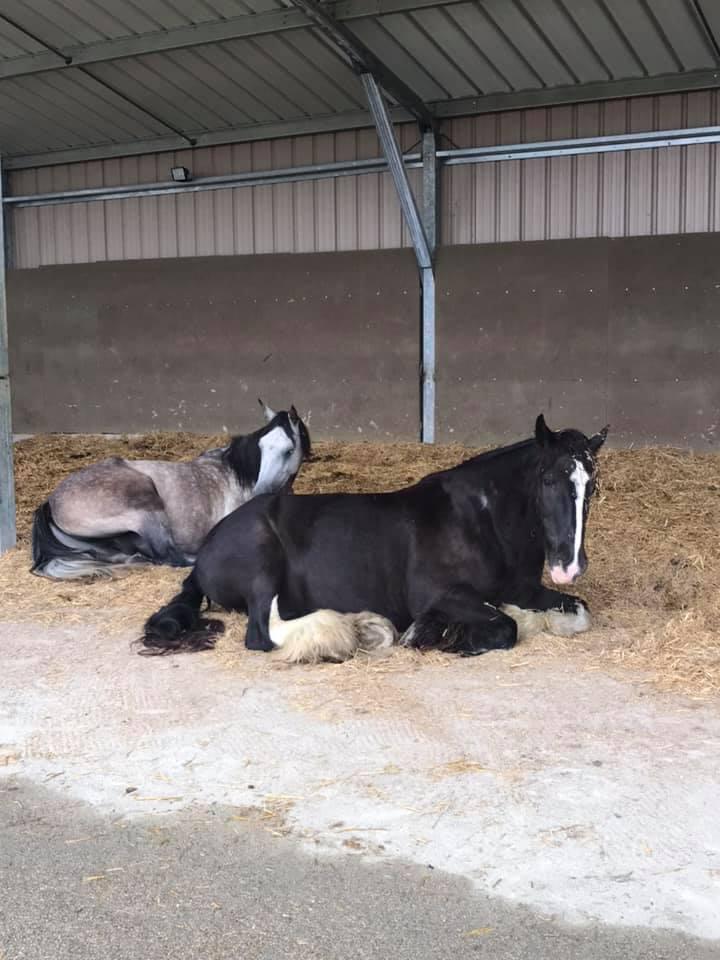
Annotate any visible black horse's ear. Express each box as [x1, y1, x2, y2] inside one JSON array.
[[289, 405, 299, 426], [535, 413, 555, 447], [588, 424, 609, 453]]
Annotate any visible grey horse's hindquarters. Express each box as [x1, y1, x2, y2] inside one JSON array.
[[31, 458, 193, 580], [31, 500, 149, 580]]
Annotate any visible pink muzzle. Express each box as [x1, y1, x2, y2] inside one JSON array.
[[549, 563, 582, 585]]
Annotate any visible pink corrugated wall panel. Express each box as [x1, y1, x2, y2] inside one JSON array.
[[574, 102, 600, 239], [292, 136, 315, 254], [356, 128, 380, 250], [335, 130, 358, 252], [8, 92, 720, 268], [231, 143, 254, 256]]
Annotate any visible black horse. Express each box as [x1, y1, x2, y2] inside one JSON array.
[[139, 415, 608, 656]]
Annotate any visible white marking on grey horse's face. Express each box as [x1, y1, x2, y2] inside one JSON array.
[[254, 424, 302, 495]]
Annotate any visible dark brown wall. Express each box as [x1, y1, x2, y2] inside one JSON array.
[[8, 235, 720, 447], [8, 249, 420, 439], [436, 234, 720, 448]]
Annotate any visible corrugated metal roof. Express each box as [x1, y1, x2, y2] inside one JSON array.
[[0, 0, 718, 167]]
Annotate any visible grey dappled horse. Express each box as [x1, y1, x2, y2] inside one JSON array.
[[31, 401, 311, 580]]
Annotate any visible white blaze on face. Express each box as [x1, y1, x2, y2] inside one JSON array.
[[549, 458, 590, 585], [253, 425, 297, 495]]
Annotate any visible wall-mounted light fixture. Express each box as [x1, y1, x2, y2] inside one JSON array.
[[170, 166, 191, 182]]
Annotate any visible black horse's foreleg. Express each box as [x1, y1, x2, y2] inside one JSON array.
[[403, 585, 517, 657], [243, 519, 284, 653], [505, 585, 584, 612], [500, 585, 591, 638], [245, 587, 275, 652]]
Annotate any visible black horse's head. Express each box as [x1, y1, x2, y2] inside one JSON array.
[[534, 414, 608, 586]]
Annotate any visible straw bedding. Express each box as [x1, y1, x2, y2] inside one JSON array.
[[3, 433, 720, 699]]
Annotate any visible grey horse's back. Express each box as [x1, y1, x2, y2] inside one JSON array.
[[33, 453, 247, 580], [49, 458, 165, 539]]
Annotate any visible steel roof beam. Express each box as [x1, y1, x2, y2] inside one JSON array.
[[0, 0, 464, 81], [437, 68, 720, 119], [10, 122, 720, 203], [5, 66, 720, 170], [286, 0, 435, 130]]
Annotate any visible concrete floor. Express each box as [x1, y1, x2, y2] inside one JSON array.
[[2, 780, 717, 960], [1, 618, 719, 958]]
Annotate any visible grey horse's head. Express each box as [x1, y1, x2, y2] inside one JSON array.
[[224, 400, 311, 496]]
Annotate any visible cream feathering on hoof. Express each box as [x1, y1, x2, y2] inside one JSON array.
[[268, 596, 397, 664], [500, 602, 592, 642]]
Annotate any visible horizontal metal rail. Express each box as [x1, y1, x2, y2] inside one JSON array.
[[6, 124, 720, 208]]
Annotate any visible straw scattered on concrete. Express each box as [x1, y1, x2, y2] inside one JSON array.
[[4, 434, 720, 699]]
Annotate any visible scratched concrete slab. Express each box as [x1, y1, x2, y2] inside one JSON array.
[[1, 619, 719, 942]]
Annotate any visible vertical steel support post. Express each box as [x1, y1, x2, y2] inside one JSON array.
[[420, 129, 438, 443], [0, 159, 16, 553], [361, 72, 436, 442]]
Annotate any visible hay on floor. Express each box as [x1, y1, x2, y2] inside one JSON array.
[[4, 434, 720, 699]]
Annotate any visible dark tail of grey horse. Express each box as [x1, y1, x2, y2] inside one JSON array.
[[31, 501, 146, 580], [138, 571, 225, 655]]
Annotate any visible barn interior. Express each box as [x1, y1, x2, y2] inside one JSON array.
[[1, 3, 719, 954]]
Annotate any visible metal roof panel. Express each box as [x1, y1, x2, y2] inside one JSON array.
[[518, 0, 610, 83], [0, 0, 718, 165], [375, 11, 480, 98], [479, 0, 575, 86], [647, 0, 716, 69], [445, 3, 542, 91], [349, 18, 448, 100], [408, 6, 510, 93], [552, 0, 644, 79], [600, 0, 681, 75]]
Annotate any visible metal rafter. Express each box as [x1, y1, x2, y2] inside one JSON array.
[[0, 0, 465, 81], [9, 123, 720, 206], [287, 0, 436, 130], [361, 74, 431, 265], [361, 73, 436, 442], [5, 66, 720, 171], [0, 14, 196, 147]]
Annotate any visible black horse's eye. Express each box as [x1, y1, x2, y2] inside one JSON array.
[[542, 475, 554, 487]]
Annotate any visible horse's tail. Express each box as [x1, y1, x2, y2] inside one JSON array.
[[138, 571, 224, 655], [269, 596, 358, 664], [31, 501, 143, 580], [268, 598, 397, 664]]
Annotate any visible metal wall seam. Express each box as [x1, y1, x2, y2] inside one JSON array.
[[8, 91, 720, 267]]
